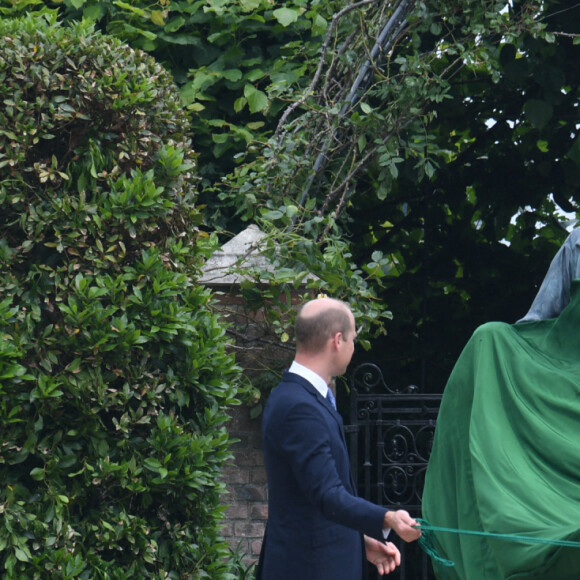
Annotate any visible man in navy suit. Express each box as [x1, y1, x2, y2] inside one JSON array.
[[257, 297, 421, 579]]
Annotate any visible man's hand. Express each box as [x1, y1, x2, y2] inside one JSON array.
[[383, 510, 421, 542], [364, 535, 400, 575]]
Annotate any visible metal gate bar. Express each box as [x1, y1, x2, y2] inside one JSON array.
[[346, 363, 442, 580]]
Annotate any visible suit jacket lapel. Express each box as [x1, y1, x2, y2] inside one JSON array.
[[285, 371, 343, 423], [284, 371, 357, 495], [284, 371, 348, 442]]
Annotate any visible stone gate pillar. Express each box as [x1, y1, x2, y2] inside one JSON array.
[[199, 225, 314, 567]]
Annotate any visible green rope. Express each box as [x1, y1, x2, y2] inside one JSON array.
[[415, 518, 580, 569], [415, 519, 455, 568]]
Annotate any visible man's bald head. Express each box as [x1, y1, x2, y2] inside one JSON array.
[[295, 298, 354, 354]]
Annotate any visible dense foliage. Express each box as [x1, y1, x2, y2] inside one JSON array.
[[0, 12, 240, 578], [6, 0, 580, 387], [6, 0, 339, 221], [0, 0, 396, 351], [346, 0, 580, 387]]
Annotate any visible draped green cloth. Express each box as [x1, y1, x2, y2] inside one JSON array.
[[422, 280, 580, 579]]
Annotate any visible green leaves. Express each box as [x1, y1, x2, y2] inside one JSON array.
[[273, 7, 301, 27], [524, 98, 554, 129], [244, 84, 269, 113], [0, 12, 241, 579]]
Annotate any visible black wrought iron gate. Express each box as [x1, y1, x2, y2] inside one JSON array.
[[346, 363, 442, 580]]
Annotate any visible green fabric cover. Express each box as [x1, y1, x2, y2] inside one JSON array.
[[422, 280, 580, 579]]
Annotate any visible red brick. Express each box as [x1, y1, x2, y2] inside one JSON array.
[[234, 522, 267, 537], [250, 504, 268, 520], [218, 398, 269, 563], [230, 434, 250, 449], [221, 466, 250, 484], [235, 450, 263, 467], [251, 540, 263, 556], [251, 467, 268, 484], [235, 484, 267, 502], [224, 504, 249, 519], [243, 556, 259, 569]]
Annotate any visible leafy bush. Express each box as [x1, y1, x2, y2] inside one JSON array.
[[0, 0, 337, 223], [0, 11, 240, 579]]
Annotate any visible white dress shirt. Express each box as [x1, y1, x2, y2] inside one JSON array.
[[288, 361, 330, 399]]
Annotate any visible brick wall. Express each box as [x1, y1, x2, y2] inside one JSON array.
[[221, 404, 267, 568], [203, 263, 309, 570]]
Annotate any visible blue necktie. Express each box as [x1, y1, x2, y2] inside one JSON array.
[[326, 388, 336, 410]]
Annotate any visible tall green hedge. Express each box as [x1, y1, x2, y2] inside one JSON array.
[[0, 12, 240, 579]]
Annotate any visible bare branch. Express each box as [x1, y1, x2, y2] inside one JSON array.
[[275, 0, 378, 139]]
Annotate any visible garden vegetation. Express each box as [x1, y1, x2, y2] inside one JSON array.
[[0, 12, 240, 578]]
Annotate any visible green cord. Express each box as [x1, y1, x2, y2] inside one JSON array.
[[416, 519, 455, 568], [415, 518, 580, 569]]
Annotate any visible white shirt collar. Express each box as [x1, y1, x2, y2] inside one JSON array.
[[288, 361, 329, 398]]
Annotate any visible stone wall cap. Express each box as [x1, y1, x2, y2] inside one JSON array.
[[199, 225, 272, 285], [199, 225, 318, 286]]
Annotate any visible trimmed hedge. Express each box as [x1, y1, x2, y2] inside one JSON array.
[[0, 12, 240, 579]]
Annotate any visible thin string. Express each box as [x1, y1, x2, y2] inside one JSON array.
[[415, 518, 580, 569]]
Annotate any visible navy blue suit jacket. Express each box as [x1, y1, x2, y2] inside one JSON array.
[[256, 371, 387, 580]]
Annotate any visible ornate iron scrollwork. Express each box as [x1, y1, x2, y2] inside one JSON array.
[[346, 363, 441, 579]]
